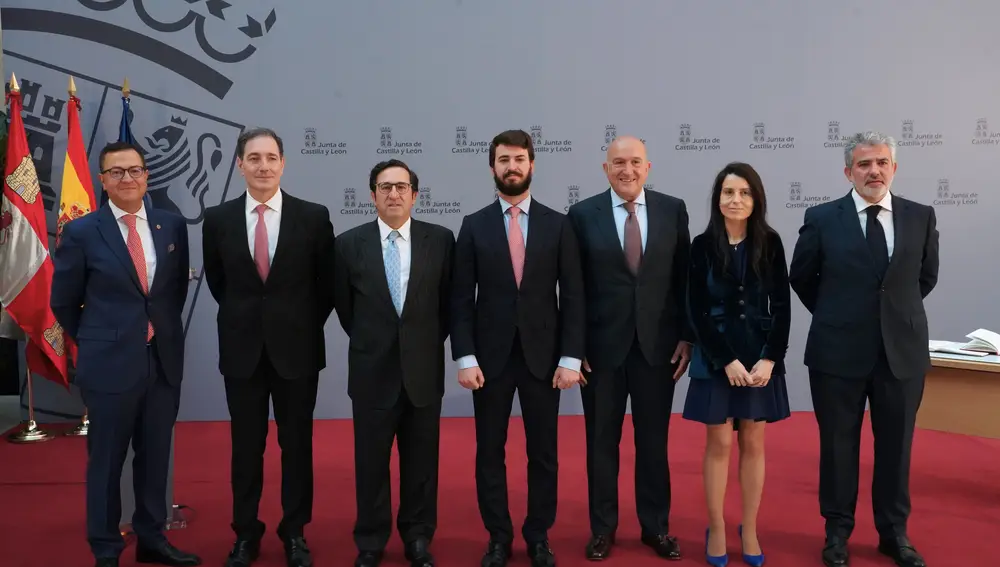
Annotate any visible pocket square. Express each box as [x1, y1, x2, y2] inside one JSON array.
[[167, 243, 175, 253]]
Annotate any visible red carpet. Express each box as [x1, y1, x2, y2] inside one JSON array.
[[1, 413, 997, 566]]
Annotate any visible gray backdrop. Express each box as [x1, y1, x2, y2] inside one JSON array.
[[4, 0, 999, 422]]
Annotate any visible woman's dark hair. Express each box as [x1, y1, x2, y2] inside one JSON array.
[[703, 162, 775, 279]]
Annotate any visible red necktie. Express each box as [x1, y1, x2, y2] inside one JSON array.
[[123, 214, 154, 341]]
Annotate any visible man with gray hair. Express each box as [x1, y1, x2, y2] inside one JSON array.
[[789, 131, 937, 567]]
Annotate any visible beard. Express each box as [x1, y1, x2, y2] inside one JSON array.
[[494, 170, 532, 197], [854, 178, 891, 201]]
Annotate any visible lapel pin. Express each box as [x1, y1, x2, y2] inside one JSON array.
[[167, 243, 175, 253], [155, 224, 161, 229]]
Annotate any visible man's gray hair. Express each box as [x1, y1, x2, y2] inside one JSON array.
[[844, 131, 896, 167]]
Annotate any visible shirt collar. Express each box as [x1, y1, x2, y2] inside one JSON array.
[[109, 199, 148, 222], [247, 188, 283, 214], [499, 193, 531, 215], [852, 187, 892, 212], [610, 187, 647, 208], [377, 216, 412, 241]]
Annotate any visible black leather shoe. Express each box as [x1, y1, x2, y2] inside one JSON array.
[[822, 536, 849, 567], [640, 534, 682, 560], [95, 558, 119, 567], [481, 540, 512, 567], [136, 542, 202, 566], [527, 540, 556, 567], [405, 538, 435, 567], [585, 533, 615, 561], [878, 536, 926, 567], [225, 538, 260, 567], [354, 550, 383, 567], [282, 536, 313, 567]]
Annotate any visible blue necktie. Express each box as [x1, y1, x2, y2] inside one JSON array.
[[385, 230, 402, 314]]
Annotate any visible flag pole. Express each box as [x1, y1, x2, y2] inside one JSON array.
[[62, 75, 88, 437], [7, 342, 55, 443], [5, 73, 53, 444]]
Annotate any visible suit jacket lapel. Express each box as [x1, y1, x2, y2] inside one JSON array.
[[401, 221, 429, 316], [886, 194, 908, 276], [147, 209, 171, 294], [362, 221, 398, 318], [96, 205, 143, 292], [594, 189, 630, 274], [230, 194, 258, 280], [639, 192, 664, 278], [266, 195, 294, 283], [522, 202, 547, 285], [837, 192, 870, 262]]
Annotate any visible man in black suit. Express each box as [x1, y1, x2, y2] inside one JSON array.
[[334, 159, 455, 567], [566, 135, 691, 561], [51, 142, 201, 567], [202, 128, 335, 567], [451, 129, 585, 567], [789, 131, 938, 567]]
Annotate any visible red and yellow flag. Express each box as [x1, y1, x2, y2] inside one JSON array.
[[0, 74, 71, 387], [56, 78, 97, 242]]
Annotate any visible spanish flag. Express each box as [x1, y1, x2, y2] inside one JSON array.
[[56, 77, 97, 243]]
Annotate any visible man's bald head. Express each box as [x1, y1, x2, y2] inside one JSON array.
[[603, 135, 650, 201]]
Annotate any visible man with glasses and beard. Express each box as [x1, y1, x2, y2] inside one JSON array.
[[451, 129, 586, 567]]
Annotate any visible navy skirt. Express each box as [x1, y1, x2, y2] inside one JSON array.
[[682, 373, 791, 427]]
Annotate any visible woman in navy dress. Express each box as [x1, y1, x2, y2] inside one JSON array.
[[683, 162, 791, 567]]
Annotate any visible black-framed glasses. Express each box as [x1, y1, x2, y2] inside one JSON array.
[[376, 182, 412, 195], [101, 166, 147, 180]]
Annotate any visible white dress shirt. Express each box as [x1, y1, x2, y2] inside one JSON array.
[[851, 188, 894, 258], [377, 216, 412, 310], [610, 188, 648, 252], [246, 188, 282, 265], [456, 194, 581, 374], [109, 199, 156, 288]]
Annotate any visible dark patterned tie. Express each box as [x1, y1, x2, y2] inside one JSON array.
[[623, 201, 642, 275], [865, 205, 889, 277]]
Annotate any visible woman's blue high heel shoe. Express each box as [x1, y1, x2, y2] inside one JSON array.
[[705, 527, 729, 566], [738, 525, 765, 566]]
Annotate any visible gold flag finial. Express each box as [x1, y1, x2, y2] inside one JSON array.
[[121, 77, 130, 98], [10, 73, 19, 93], [68, 76, 77, 96]]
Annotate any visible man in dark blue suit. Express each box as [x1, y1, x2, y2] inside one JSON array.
[[51, 141, 201, 567]]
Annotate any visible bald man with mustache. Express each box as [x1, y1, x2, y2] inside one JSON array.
[[566, 136, 693, 561]]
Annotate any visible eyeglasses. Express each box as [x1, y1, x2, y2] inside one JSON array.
[[375, 182, 412, 195], [101, 166, 147, 180]]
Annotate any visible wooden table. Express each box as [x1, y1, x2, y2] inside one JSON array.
[[916, 352, 1000, 439]]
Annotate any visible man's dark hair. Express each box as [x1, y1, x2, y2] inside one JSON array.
[[369, 159, 419, 193], [99, 141, 146, 171], [488, 129, 534, 166], [237, 127, 283, 159]]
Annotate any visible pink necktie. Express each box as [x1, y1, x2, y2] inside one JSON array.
[[508, 206, 525, 288], [123, 214, 154, 341], [254, 204, 270, 282]]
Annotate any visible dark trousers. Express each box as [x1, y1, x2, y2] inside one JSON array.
[[352, 384, 441, 552], [473, 338, 561, 544], [809, 347, 925, 540], [581, 337, 677, 537], [224, 348, 319, 541], [81, 341, 179, 559]]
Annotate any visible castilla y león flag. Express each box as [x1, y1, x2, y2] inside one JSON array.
[[0, 76, 71, 387]]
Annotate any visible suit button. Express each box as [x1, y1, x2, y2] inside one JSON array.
[[738, 286, 744, 291], [738, 300, 745, 306], [739, 314, 746, 320]]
